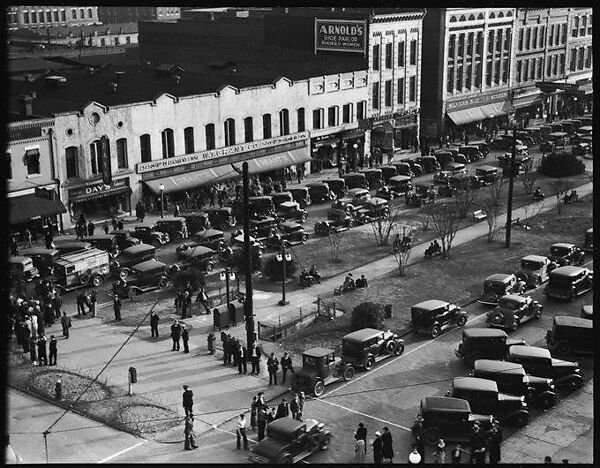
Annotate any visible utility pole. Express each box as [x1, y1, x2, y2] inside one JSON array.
[[241, 162, 255, 352], [505, 125, 517, 248]]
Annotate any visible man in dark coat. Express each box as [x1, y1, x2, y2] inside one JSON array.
[[275, 399, 289, 419], [181, 324, 190, 353], [372, 431, 383, 464], [77, 292, 88, 316], [222, 333, 230, 365], [182, 385, 193, 417], [52, 291, 62, 319], [87, 221, 95, 236], [381, 427, 394, 462], [257, 406, 268, 441], [487, 423, 502, 464], [470, 422, 485, 463], [61, 312, 71, 338], [267, 353, 279, 385], [113, 296, 122, 321], [171, 320, 181, 351], [48, 335, 57, 365], [207, 332, 216, 354], [237, 342, 247, 374], [44, 230, 54, 250], [150, 311, 159, 338], [280, 352, 294, 384], [250, 343, 262, 375], [356, 423, 368, 453], [232, 338, 240, 367], [181, 291, 192, 319], [37, 335, 48, 366]]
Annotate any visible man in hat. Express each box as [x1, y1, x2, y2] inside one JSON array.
[[372, 431, 383, 464], [237, 342, 247, 374], [150, 311, 159, 338], [487, 422, 502, 464], [48, 335, 58, 365], [381, 426, 394, 463], [434, 439, 447, 464], [280, 352, 294, 384], [451, 443, 462, 464], [470, 422, 485, 463], [182, 385, 193, 417], [113, 295, 122, 321], [181, 324, 190, 353], [61, 311, 71, 338], [184, 415, 198, 450], [267, 352, 279, 385], [275, 398, 289, 419], [236, 413, 249, 450], [171, 320, 181, 351], [37, 334, 48, 366]]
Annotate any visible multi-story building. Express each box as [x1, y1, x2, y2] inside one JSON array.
[[97, 6, 180, 24], [7, 6, 99, 30]]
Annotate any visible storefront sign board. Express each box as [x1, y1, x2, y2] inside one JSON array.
[[314, 18, 367, 54]]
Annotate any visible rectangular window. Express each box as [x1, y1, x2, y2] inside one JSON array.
[[532, 27, 538, 49], [140, 134, 151, 162], [161, 129, 175, 158], [45, 11, 52, 22], [79, 8, 84, 19], [373, 44, 380, 70], [504, 29, 510, 51], [572, 18, 578, 37], [523, 59, 529, 81], [517, 60, 523, 82], [409, 76, 416, 102], [553, 54, 559, 75], [72, 9, 77, 19], [61, 10, 66, 21], [64, 147, 78, 178], [357, 101, 366, 120], [539, 26, 545, 48], [494, 61, 501, 84], [466, 33, 473, 57], [312, 109, 322, 129], [116, 138, 128, 168], [546, 56, 552, 77], [328, 106, 338, 127], [486, 60, 492, 85], [263, 114, 272, 139], [555, 24, 560, 44], [244, 117, 254, 142], [114, 37, 120, 45], [448, 35, 455, 58], [570, 49, 577, 71], [536, 58, 543, 79], [372, 82, 380, 109], [529, 60, 535, 80], [560, 53, 565, 74], [465, 64, 472, 89], [184, 127, 195, 153], [580, 17, 587, 36], [549, 25, 554, 46], [397, 41, 405, 66], [585, 47, 592, 68], [384, 80, 392, 107], [279, 110, 290, 136], [458, 34, 464, 58], [397, 78, 405, 104], [409, 39, 417, 65], [525, 28, 531, 50], [7, 152, 12, 179], [587, 15, 592, 35], [578, 48, 585, 70], [447, 67, 454, 92], [495, 29, 502, 51], [89, 142, 100, 174], [474, 63, 481, 87], [456, 65, 463, 90], [476, 32, 483, 56], [23, 11, 30, 23], [518, 29, 524, 51], [126, 36, 131, 44], [297, 108, 305, 132], [53, 10, 59, 21], [488, 30, 494, 55], [88, 8, 93, 19], [561, 24, 567, 44], [385, 43, 392, 68], [224, 120, 236, 146], [205, 124, 215, 150], [342, 103, 353, 124]]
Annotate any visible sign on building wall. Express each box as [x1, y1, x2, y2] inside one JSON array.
[[314, 18, 367, 54], [100, 135, 112, 185]]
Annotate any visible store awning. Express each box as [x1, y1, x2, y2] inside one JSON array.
[[512, 93, 543, 109], [144, 147, 311, 194], [447, 100, 513, 126], [8, 193, 67, 225]]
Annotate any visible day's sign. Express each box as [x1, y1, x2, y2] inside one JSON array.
[[315, 18, 367, 54]]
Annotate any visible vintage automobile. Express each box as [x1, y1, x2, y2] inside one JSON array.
[[176, 229, 225, 257], [202, 207, 237, 230], [540, 131, 569, 151], [433, 170, 451, 185], [52, 248, 111, 290], [379, 164, 398, 182], [515, 255, 556, 288], [177, 245, 217, 273], [448, 173, 488, 190], [410, 299, 468, 338], [340, 328, 404, 370], [443, 162, 467, 175], [375, 185, 401, 201], [132, 225, 170, 246], [406, 159, 424, 176], [486, 294, 543, 331], [354, 197, 390, 224], [581, 304, 592, 319], [544, 266, 593, 301], [453, 153, 468, 165], [314, 218, 352, 236], [474, 165, 500, 184], [268, 221, 309, 247], [53, 239, 93, 255], [112, 243, 157, 277], [113, 259, 170, 299], [291, 347, 355, 397], [289, 187, 311, 209], [387, 175, 413, 194], [271, 191, 294, 208], [477, 273, 521, 306], [393, 162, 414, 178], [419, 155, 441, 173], [154, 218, 189, 243], [490, 135, 525, 151], [179, 212, 212, 233], [433, 150, 454, 168], [470, 360, 557, 409], [9, 256, 40, 282], [455, 328, 526, 367], [572, 142, 592, 156], [406, 183, 436, 207], [249, 217, 281, 242], [359, 168, 384, 190], [507, 345, 583, 390], [322, 178, 346, 199], [230, 232, 266, 258], [327, 200, 361, 224], [468, 141, 490, 157], [343, 188, 372, 206], [247, 196, 277, 219], [275, 201, 308, 223], [19, 247, 60, 276], [105, 231, 142, 252], [545, 316, 593, 357], [497, 153, 532, 176], [583, 228, 593, 252], [80, 234, 121, 255], [548, 242, 585, 266], [341, 172, 369, 190], [450, 377, 529, 427], [306, 182, 336, 203], [248, 417, 332, 464], [412, 397, 498, 446]]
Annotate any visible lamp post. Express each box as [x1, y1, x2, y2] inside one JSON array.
[[219, 267, 236, 305], [276, 243, 292, 306], [505, 113, 518, 248], [159, 183, 165, 218]]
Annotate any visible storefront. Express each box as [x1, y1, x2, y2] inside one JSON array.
[[310, 128, 366, 173], [8, 187, 66, 238], [67, 177, 132, 222], [512, 89, 545, 126], [363, 109, 419, 156]]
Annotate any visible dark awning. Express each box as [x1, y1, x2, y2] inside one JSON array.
[[513, 93, 543, 109], [447, 100, 513, 126], [8, 193, 67, 224]]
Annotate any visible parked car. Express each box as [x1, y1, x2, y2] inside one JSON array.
[[342, 172, 369, 190], [545, 316, 593, 357], [154, 218, 189, 243], [454, 153, 468, 165], [486, 294, 543, 331], [203, 207, 237, 230], [412, 397, 498, 446], [132, 225, 170, 246], [433, 150, 454, 168], [19, 247, 60, 276], [9, 256, 40, 282], [314, 218, 352, 236], [490, 135, 525, 151], [344, 188, 372, 206], [450, 377, 529, 427], [406, 159, 424, 176], [581, 304, 592, 319], [515, 255, 556, 288], [275, 201, 308, 223], [291, 347, 354, 397], [410, 299, 468, 338], [393, 162, 414, 178], [359, 168, 384, 189], [507, 345, 583, 390], [477, 273, 521, 306], [177, 246, 217, 273], [387, 175, 413, 194], [80, 234, 121, 255], [53, 239, 93, 255], [455, 328, 526, 367], [474, 165, 500, 184], [271, 191, 294, 209], [340, 328, 404, 370], [322, 178, 346, 199], [469, 141, 490, 157], [269, 221, 309, 247], [107, 230, 143, 251], [179, 212, 212, 233], [548, 242, 585, 266], [433, 171, 451, 185], [113, 259, 170, 299], [470, 360, 557, 409], [444, 162, 467, 175], [583, 228, 593, 252], [249, 217, 280, 242], [419, 155, 441, 173], [307, 182, 336, 203], [448, 173, 488, 190], [248, 418, 332, 464], [354, 197, 390, 224], [289, 187, 311, 208], [52, 248, 111, 290], [379, 165, 398, 182], [544, 266, 593, 301], [247, 196, 277, 220], [572, 142, 591, 156], [497, 153, 532, 176], [113, 243, 157, 277], [176, 229, 225, 257]]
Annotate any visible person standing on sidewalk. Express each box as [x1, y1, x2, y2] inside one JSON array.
[[184, 415, 198, 450], [207, 332, 216, 355], [487, 422, 503, 464], [195, 286, 211, 315], [451, 443, 462, 464], [77, 292, 87, 316], [29, 335, 38, 364], [372, 431, 383, 464], [381, 426, 394, 463], [250, 396, 258, 431], [275, 399, 289, 419], [250, 342, 262, 375], [356, 423, 367, 453], [37, 334, 48, 366], [171, 320, 181, 351], [89, 290, 97, 318], [237, 342, 247, 374], [150, 311, 159, 338], [52, 291, 62, 320], [48, 335, 57, 365], [61, 312, 71, 338], [354, 435, 367, 463], [267, 353, 279, 385], [280, 352, 294, 384], [433, 439, 447, 464], [113, 296, 122, 321], [290, 394, 300, 420], [297, 391, 305, 421], [182, 385, 193, 417], [181, 324, 190, 353], [257, 406, 268, 441], [236, 413, 249, 450]]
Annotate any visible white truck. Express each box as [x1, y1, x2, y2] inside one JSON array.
[[52, 247, 111, 291]]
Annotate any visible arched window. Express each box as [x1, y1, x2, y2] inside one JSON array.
[[507, 10, 513, 17], [116, 138, 128, 168], [297, 108, 305, 132], [65, 146, 78, 178], [449, 16, 457, 23], [89, 140, 101, 174], [244, 117, 254, 142], [184, 127, 195, 154], [140, 134, 151, 162], [279, 109, 290, 136], [477, 13, 484, 20], [468, 14, 475, 20], [205, 124, 215, 150], [459, 15, 466, 21], [263, 114, 272, 139], [161, 128, 174, 158], [498, 12, 504, 18], [572, 17, 579, 37], [224, 118, 236, 146], [489, 12, 496, 19]]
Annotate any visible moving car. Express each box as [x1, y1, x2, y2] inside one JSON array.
[[291, 347, 354, 397], [275, 201, 308, 223], [486, 294, 543, 331], [477, 273, 521, 306], [113, 243, 157, 276], [113, 259, 170, 298], [177, 228, 225, 254], [548, 242, 585, 266], [9, 256, 40, 282], [448, 173, 488, 190], [248, 418, 332, 464], [132, 225, 170, 246], [340, 328, 404, 370], [450, 377, 529, 427], [154, 218, 189, 243], [545, 316, 593, 356], [515, 255, 555, 288], [307, 182, 336, 203], [410, 299, 468, 338], [544, 266, 593, 301], [455, 328, 526, 367], [204, 207, 237, 230]]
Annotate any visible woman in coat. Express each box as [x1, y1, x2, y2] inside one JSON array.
[[381, 427, 394, 462], [353, 437, 366, 463], [372, 431, 383, 464]]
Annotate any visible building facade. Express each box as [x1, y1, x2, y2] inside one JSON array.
[[98, 6, 180, 24], [7, 6, 99, 30]]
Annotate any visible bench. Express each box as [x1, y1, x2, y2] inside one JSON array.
[[473, 209, 487, 221]]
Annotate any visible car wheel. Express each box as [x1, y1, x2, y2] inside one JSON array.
[[301, 234, 308, 243], [364, 356, 374, 370], [158, 277, 168, 288], [300, 213, 308, 223], [313, 380, 325, 397], [343, 366, 355, 381], [393, 342, 405, 356], [163, 233, 170, 243], [385, 341, 396, 354], [278, 452, 293, 464], [513, 413, 529, 428], [91, 274, 103, 287], [431, 325, 442, 338], [456, 314, 468, 327], [510, 319, 520, 332], [172, 232, 183, 243], [119, 269, 129, 280], [79, 274, 91, 285], [205, 263, 214, 273], [319, 434, 332, 451], [422, 428, 442, 446]]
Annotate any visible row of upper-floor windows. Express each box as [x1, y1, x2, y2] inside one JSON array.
[[569, 46, 593, 72], [372, 76, 417, 109], [447, 58, 510, 92], [19, 8, 94, 24], [516, 55, 563, 83], [448, 29, 511, 60], [372, 39, 418, 70], [572, 15, 592, 37]]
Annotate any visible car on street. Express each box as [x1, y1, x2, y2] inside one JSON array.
[[433, 170, 451, 185], [322, 178, 346, 199], [572, 142, 592, 156], [354, 197, 390, 224], [455, 328, 526, 367], [340, 328, 404, 371], [342, 172, 369, 190], [486, 294, 543, 331], [458, 145, 483, 162], [249, 217, 281, 242], [154, 218, 189, 243], [433, 150, 454, 168], [204, 207, 237, 230], [515, 255, 556, 288], [291, 347, 355, 397], [245, 196, 277, 220], [393, 162, 414, 178], [275, 200, 308, 223], [548, 242, 585, 266], [314, 219, 352, 236], [269, 221, 309, 247], [418, 155, 441, 173], [132, 225, 170, 246], [271, 191, 294, 209], [113, 243, 157, 277], [470, 360, 557, 409], [289, 187, 311, 208], [179, 212, 212, 233], [410, 299, 468, 338], [177, 245, 217, 273], [359, 168, 384, 189], [248, 418, 332, 464], [412, 397, 499, 446], [477, 273, 522, 306], [80, 234, 121, 255], [545, 316, 593, 357], [327, 200, 360, 221], [113, 259, 170, 298], [306, 182, 336, 203], [386, 175, 413, 194], [344, 187, 372, 206], [176, 228, 225, 256], [450, 377, 529, 427], [379, 164, 398, 182], [9, 256, 40, 282], [53, 239, 94, 255], [19, 247, 60, 276], [544, 265, 593, 301], [497, 153, 532, 176], [107, 230, 144, 251], [448, 173, 488, 190], [474, 165, 500, 184], [507, 345, 584, 390]]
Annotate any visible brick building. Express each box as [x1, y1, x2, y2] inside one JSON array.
[[7, 6, 98, 30]]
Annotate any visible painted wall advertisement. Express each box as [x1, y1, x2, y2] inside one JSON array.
[[314, 18, 367, 54]]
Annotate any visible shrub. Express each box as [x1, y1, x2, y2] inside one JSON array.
[[537, 151, 586, 177], [351, 302, 385, 331], [262, 254, 297, 282], [226, 248, 262, 274]]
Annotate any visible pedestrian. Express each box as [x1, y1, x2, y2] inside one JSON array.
[[30, 313, 38, 340], [29, 335, 38, 364], [113, 296, 122, 321], [44, 230, 54, 250], [250, 342, 262, 374], [487, 423, 502, 464], [354, 436, 367, 463], [24, 228, 33, 247], [280, 352, 294, 383], [236, 413, 249, 450], [182, 385, 193, 417], [181, 324, 190, 353], [237, 343, 247, 374], [473, 444, 486, 464], [76, 292, 88, 316], [290, 394, 300, 420], [52, 291, 62, 319], [195, 286, 211, 315], [183, 291, 192, 318], [256, 391, 266, 409], [433, 439, 447, 464], [61, 312, 71, 338], [184, 415, 198, 450], [408, 446, 422, 464], [117, 219, 124, 230], [37, 334, 48, 366], [87, 221, 95, 236], [297, 391, 305, 421], [372, 431, 383, 464], [174, 291, 182, 317], [222, 333, 231, 365], [48, 335, 57, 365], [381, 426, 394, 463], [257, 406, 268, 441], [451, 443, 462, 464], [89, 290, 97, 317], [103, 221, 109, 235], [207, 332, 215, 354], [267, 352, 279, 385], [150, 311, 159, 337], [10, 234, 18, 256], [250, 396, 258, 431], [356, 422, 367, 451], [275, 398, 289, 419], [111, 216, 118, 231], [470, 422, 484, 463], [171, 320, 181, 351]]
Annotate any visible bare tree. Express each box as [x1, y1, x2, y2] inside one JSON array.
[[519, 160, 539, 196], [549, 179, 573, 215], [481, 178, 506, 242], [422, 203, 462, 258], [326, 228, 347, 262], [452, 181, 478, 219], [370, 205, 401, 246], [391, 224, 416, 276]]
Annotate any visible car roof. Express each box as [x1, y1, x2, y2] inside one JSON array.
[[551, 242, 575, 249], [389, 175, 412, 182], [343, 328, 384, 342], [179, 245, 215, 257], [412, 299, 449, 311], [510, 345, 550, 359], [550, 266, 586, 277], [476, 165, 499, 172], [453, 377, 498, 392], [290, 186, 308, 192], [205, 206, 232, 212], [323, 177, 344, 182], [180, 211, 209, 217], [9, 256, 32, 263], [380, 164, 396, 170], [132, 259, 166, 272], [421, 397, 471, 413], [394, 161, 411, 166], [54, 240, 92, 247], [123, 243, 155, 254], [445, 162, 466, 168], [553, 315, 592, 329], [474, 359, 525, 375], [499, 294, 527, 304], [549, 131, 568, 136], [365, 197, 387, 205], [272, 191, 293, 197], [280, 221, 302, 229], [463, 328, 508, 339], [194, 228, 224, 237], [586, 228, 593, 234], [279, 201, 298, 208], [303, 347, 335, 357], [307, 182, 328, 187], [20, 247, 59, 255], [485, 273, 514, 282], [347, 187, 369, 194], [458, 145, 479, 150], [267, 417, 306, 433], [250, 216, 277, 224], [521, 254, 548, 263]]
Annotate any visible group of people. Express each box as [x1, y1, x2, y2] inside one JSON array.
[[353, 423, 394, 464], [249, 391, 306, 442], [299, 264, 321, 287], [335, 272, 368, 294]]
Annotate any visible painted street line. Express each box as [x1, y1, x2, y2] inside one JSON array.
[[97, 440, 147, 464]]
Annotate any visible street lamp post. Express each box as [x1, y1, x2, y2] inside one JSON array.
[[276, 243, 292, 306], [159, 183, 165, 218], [219, 267, 236, 305]]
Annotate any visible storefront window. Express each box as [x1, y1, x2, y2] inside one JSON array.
[[90, 140, 101, 174], [342, 103, 353, 123], [25, 149, 41, 175], [140, 134, 152, 162], [65, 146, 78, 178], [263, 114, 272, 138], [297, 108, 305, 132], [184, 127, 195, 153], [161, 128, 175, 158], [279, 109, 290, 136], [205, 124, 215, 150], [244, 117, 254, 142], [117, 138, 128, 168], [224, 118, 236, 147]]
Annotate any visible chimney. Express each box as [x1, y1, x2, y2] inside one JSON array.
[[18, 94, 34, 116]]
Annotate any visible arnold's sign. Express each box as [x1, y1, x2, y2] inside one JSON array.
[[315, 18, 367, 54]]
